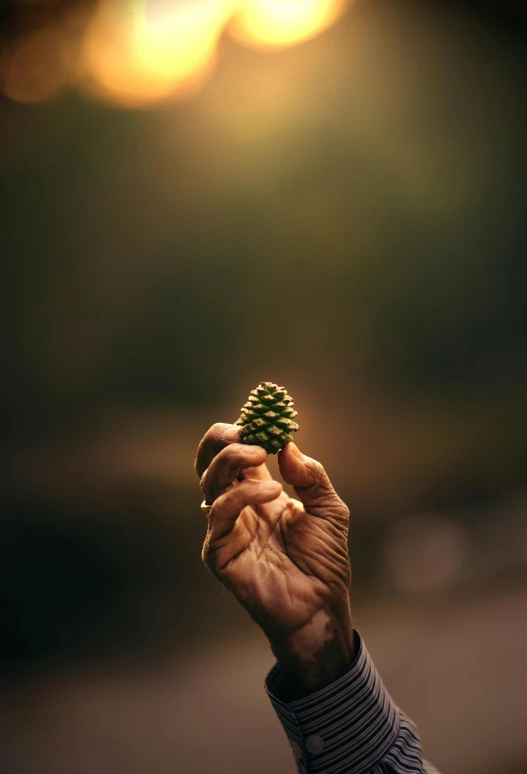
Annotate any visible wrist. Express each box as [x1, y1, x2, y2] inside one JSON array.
[[269, 603, 355, 699]]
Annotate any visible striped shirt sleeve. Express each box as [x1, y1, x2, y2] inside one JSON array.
[[265, 630, 440, 774]]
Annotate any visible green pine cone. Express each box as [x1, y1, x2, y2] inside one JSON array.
[[235, 381, 299, 454]]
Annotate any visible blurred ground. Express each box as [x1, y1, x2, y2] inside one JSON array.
[[0, 581, 526, 774]]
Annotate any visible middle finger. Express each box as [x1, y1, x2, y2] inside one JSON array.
[[200, 443, 268, 504]]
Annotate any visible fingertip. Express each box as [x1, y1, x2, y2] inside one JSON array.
[[278, 441, 305, 472], [260, 480, 282, 499], [279, 442, 317, 488], [230, 442, 267, 459], [250, 444, 269, 460], [224, 425, 242, 443], [239, 444, 268, 471], [285, 441, 304, 461]]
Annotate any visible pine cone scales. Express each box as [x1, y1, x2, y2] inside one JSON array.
[[236, 381, 299, 454]]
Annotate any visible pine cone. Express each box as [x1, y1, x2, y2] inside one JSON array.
[[236, 381, 299, 454]]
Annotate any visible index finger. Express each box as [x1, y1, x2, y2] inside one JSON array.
[[195, 423, 241, 478]]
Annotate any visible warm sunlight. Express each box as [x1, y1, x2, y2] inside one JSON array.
[[2, 0, 352, 106], [228, 0, 348, 50], [82, 1, 234, 108]]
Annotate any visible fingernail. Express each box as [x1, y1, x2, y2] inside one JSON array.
[[289, 442, 304, 461], [263, 481, 280, 493]]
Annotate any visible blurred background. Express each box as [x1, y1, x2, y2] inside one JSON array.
[[1, 0, 527, 772]]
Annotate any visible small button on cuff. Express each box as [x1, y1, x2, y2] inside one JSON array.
[[306, 735, 325, 755], [290, 741, 303, 761]]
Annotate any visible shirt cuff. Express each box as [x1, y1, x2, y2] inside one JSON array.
[[265, 630, 400, 774]]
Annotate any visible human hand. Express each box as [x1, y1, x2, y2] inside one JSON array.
[[195, 423, 354, 695]]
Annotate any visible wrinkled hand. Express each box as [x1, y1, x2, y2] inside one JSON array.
[[195, 423, 354, 694]]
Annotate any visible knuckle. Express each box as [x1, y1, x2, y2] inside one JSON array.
[[201, 541, 211, 568], [202, 541, 223, 577], [221, 446, 241, 468], [328, 499, 349, 526], [227, 485, 244, 511], [201, 538, 219, 574], [211, 422, 228, 434], [338, 498, 350, 518], [199, 422, 227, 451], [310, 459, 326, 478]]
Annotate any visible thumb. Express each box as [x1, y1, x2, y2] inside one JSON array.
[[278, 442, 349, 523]]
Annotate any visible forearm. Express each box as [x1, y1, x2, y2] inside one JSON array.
[[269, 604, 355, 700]]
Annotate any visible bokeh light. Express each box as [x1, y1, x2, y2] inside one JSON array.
[[81, 0, 234, 108], [0, 22, 77, 104], [1, 0, 352, 107], [228, 0, 348, 50]]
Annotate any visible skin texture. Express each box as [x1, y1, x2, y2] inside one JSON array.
[[195, 423, 355, 698]]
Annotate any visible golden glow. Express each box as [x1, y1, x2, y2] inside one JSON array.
[[0, 25, 74, 104], [2, 0, 351, 107], [82, 1, 235, 108], [228, 0, 348, 50]]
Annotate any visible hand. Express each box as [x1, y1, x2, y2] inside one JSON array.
[[195, 423, 355, 696]]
